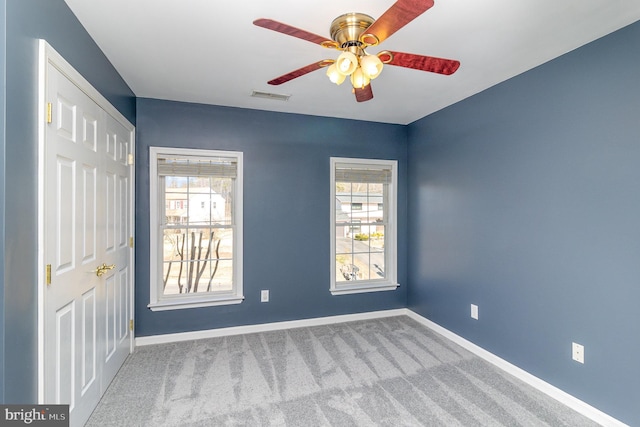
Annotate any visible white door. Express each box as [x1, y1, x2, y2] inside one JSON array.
[[101, 113, 132, 384], [41, 46, 134, 427]]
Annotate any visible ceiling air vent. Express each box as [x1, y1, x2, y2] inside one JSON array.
[[251, 90, 291, 101]]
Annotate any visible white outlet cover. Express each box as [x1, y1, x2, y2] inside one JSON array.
[[471, 304, 479, 320], [261, 290, 269, 302], [572, 342, 584, 364]]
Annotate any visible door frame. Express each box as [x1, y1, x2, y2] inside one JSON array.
[[36, 40, 136, 403]]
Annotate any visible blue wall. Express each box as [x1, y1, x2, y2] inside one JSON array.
[[2, 0, 134, 403], [135, 98, 408, 336], [407, 21, 640, 425]]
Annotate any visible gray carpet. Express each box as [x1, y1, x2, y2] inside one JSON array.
[[87, 316, 601, 426]]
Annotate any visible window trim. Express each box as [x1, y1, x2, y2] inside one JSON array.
[[330, 157, 398, 295], [148, 146, 244, 311]]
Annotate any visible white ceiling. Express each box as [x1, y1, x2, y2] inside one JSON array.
[[64, 0, 640, 125]]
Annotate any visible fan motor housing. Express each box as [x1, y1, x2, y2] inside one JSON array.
[[329, 13, 375, 50]]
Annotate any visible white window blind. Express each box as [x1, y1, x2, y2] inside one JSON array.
[[157, 156, 237, 178], [334, 165, 391, 184]]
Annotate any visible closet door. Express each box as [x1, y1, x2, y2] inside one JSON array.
[[42, 53, 133, 427], [101, 113, 132, 387]]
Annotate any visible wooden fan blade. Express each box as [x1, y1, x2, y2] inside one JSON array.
[[253, 18, 337, 48], [364, 0, 435, 44], [268, 60, 333, 85], [354, 84, 374, 102], [382, 51, 460, 75]]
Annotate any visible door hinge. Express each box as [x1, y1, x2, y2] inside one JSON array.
[[129, 319, 134, 331], [127, 153, 134, 165], [46, 264, 52, 285], [129, 236, 134, 248], [46, 103, 52, 124]]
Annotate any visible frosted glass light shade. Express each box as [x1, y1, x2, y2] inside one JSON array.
[[326, 64, 346, 85], [360, 54, 383, 79], [350, 67, 370, 89], [336, 51, 358, 75]]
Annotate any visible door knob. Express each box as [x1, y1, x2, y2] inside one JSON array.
[[95, 263, 116, 277]]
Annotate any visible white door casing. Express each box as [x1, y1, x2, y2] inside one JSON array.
[[38, 41, 135, 427]]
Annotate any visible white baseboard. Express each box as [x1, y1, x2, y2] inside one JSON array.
[[405, 310, 627, 427], [135, 308, 626, 426], [135, 308, 407, 346]]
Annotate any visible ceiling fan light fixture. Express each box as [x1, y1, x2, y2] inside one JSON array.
[[360, 54, 383, 79], [254, 2, 459, 103], [350, 67, 370, 89], [326, 64, 346, 85], [336, 51, 358, 75]]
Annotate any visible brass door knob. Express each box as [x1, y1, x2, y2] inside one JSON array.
[[95, 263, 116, 277]]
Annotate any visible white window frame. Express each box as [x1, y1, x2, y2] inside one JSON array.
[[148, 147, 244, 311], [330, 157, 398, 295]]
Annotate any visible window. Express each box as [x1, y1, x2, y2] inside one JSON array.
[[330, 157, 398, 295], [149, 147, 243, 310]]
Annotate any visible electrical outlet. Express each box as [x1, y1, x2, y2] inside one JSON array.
[[261, 290, 269, 302], [471, 304, 479, 320], [572, 342, 584, 364]]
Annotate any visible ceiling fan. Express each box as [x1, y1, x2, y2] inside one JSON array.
[[253, 0, 460, 102]]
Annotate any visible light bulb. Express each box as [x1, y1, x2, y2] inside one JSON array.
[[360, 54, 383, 79], [335, 51, 358, 76], [326, 64, 346, 85], [350, 67, 370, 89]]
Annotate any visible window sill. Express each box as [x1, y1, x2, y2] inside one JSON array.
[[148, 295, 244, 311], [330, 283, 399, 296]]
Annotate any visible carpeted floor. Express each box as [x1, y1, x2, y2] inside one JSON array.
[[87, 316, 601, 426]]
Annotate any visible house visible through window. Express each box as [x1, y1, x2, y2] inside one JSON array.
[[330, 157, 398, 295], [148, 147, 243, 310]]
